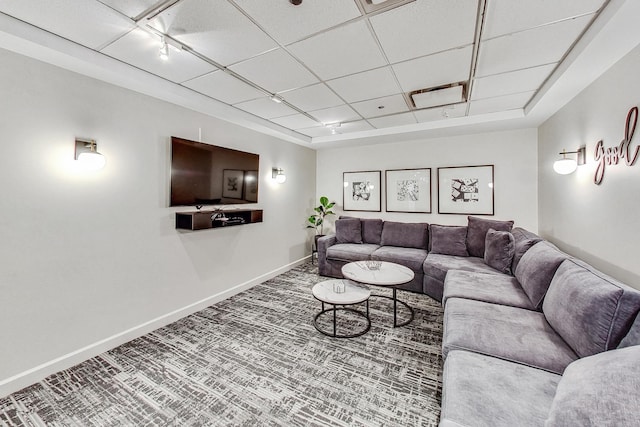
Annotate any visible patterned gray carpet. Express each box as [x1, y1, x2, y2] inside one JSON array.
[[0, 263, 444, 426]]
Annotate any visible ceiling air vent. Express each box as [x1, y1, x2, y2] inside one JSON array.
[[355, 0, 416, 15], [408, 82, 467, 110]]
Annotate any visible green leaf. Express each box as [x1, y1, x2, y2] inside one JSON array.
[[320, 196, 329, 207]]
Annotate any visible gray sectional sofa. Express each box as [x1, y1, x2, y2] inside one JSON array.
[[317, 215, 640, 426]]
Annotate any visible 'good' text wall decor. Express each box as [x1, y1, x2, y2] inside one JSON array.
[[594, 106, 638, 185]]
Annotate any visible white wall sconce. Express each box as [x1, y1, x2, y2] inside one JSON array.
[[75, 138, 106, 170], [553, 147, 586, 175], [272, 168, 286, 184]]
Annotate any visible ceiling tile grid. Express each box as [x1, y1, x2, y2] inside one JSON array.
[[0, 0, 614, 142]]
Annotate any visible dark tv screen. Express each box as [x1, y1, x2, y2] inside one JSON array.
[[170, 136, 259, 207]]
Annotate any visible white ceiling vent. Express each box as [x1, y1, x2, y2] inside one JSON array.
[[355, 0, 416, 15], [409, 82, 467, 110]]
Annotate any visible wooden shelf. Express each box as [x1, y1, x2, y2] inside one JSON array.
[[175, 209, 263, 230]]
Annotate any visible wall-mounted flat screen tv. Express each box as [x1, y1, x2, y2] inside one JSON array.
[[170, 136, 259, 207]]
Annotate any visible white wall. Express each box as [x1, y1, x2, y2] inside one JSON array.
[[0, 48, 316, 396], [538, 44, 640, 289], [316, 129, 538, 231]]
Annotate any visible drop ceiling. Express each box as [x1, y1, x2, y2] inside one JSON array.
[[0, 0, 638, 147]]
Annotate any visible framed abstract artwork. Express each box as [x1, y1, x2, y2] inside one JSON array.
[[437, 165, 494, 215], [385, 168, 432, 213], [343, 170, 381, 212], [222, 169, 244, 199]]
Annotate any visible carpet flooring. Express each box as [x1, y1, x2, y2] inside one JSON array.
[[0, 263, 444, 426]]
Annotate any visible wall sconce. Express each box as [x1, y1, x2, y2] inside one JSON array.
[[75, 138, 106, 170], [272, 168, 286, 184], [553, 147, 586, 175]]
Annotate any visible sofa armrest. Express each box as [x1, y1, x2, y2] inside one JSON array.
[[317, 234, 336, 265]]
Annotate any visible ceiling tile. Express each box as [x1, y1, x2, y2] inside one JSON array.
[[309, 105, 361, 124], [326, 66, 402, 103], [147, 0, 277, 66], [339, 120, 375, 134], [484, 0, 606, 39], [414, 103, 467, 122], [101, 28, 217, 83], [97, 0, 158, 19], [270, 114, 320, 130], [369, 112, 417, 128], [182, 70, 264, 104], [288, 20, 387, 80], [229, 49, 319, 94], [296, 126, 335, 138], [370, 0, 479, 64], [393, 46, 473, 93], [234, 97, 298, 119], [471, 63, 556, 101], [351, 94, 409, 118], [476, 14, 594, 77], [468, 91, 534, 115], [0, 0, 135, 49], [279, 84, 343, 112], [233, 0, 362, 45]]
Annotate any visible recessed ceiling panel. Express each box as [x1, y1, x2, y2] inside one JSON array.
[[468, 91, 534, 115], [476, 14, 594, 77], [233, 0, 362, 45], [182, 70, 264, 104], [370, 0, 479, 64], [309, 105, 361, 124], [101, 28, 217, 83], [414, 103, 466, 122], [97, 0, 159, 19], [326, 67, 402, 103], [351, 94, 409, 118], [483, 0, 606, 39], [369, 112, 417, 128], [339, 120, 375, 134], [471, 63, 556, 101], [270, 114, 320, 130], [234, 97, 298, 119], [279, 84, 343, 112], [147, 0, 277, 66], [0, 0, 135, 49], [393, 46, 473, 93], [288, 20, 387, 80], [230, 49, 319, 94]]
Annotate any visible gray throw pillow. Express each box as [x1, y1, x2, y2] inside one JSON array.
[[335, 218, 362, 244], [380, 221, 429, 249], [466, 216, 514, 257], [361, 218, 383, 244], [430, 225, 469, 257], [483, 229, 515, 274], [546, 346, 640, 426]]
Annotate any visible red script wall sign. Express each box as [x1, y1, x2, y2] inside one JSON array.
[[594, 106, 639, 185]]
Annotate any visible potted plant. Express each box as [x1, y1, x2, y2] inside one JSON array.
[[307, 196, 336, 248]]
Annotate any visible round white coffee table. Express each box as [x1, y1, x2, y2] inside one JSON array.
[[342, 261, 415, 327], [312, 279, 371, 338]]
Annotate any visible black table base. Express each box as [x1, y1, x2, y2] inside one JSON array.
[[370, 288, 414, 327], [313, 300, 370, 338]]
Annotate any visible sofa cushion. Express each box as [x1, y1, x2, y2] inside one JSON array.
[[443, 298, 578, 374], [441, 350, 560, 427], [361, 218, 383, 244], [514, 241, 567, 309], [511, 227, 542, 273], [430, 225, 469, 257], [618, 312, 640, 348], [380, 221, 429, 249], [335, 218, 362, 244], [326, 243, 379, 262], [371, 246, 427, 272], [424, 253, 502, 283], [543, 259, 640, 358], [443, 270, 536, 310], [483, 229, 515, 274], [466, 216, 514, 257], [546, 346, 640, 427]]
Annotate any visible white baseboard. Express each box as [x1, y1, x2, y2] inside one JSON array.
[[0, 256, 311, 398]]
